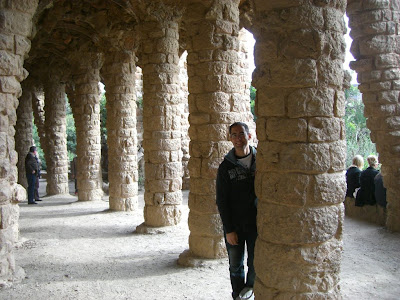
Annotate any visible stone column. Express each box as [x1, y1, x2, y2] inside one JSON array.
[[251, 2, 346, 298], [179, 0, 254, 264], [15, 81, 34, 188], [102, 50, 139, 211], [137, 7, 184, 231], [43, 75, 69, 195], [347, 0, 400, 232], [0, 0, 38, 286], [70, 53, 104, 201], [31, 85, 47, 169]]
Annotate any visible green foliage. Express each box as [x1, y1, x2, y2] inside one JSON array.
[[249, 86, 256, 120], [100, 93, 107, 138], [344, 85, 377, 168], [66, 99, 76, 161]]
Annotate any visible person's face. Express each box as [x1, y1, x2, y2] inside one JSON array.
[[229, 125, 251, 151]]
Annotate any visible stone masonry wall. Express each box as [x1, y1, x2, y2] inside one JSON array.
[[0, 0, 38, 287], [347, 0, 400, 231], [251, 1, 346, 298]]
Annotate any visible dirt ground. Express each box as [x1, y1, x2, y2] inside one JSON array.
[[1, 179, 399, 300]]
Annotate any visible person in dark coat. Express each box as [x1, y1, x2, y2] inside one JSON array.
[[345, 155, 364, 199], [356, 155, 379, 206], [216, 122, 257, 300], [34, 152, 42, 201], [25, 146, 39, 205], [374, 172, 387, 208]]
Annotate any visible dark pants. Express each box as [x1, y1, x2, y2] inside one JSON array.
[[26, 173, 36, 204], [224, 227, 257, 299], [34, 176, 40, 200]]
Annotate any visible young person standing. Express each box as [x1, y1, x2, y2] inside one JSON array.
[[216, 122, 257, 300]]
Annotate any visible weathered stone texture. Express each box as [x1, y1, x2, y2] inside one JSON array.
[[181, 0, 254, 262], [0, 0, 38, 287], [43, 77, 69, 195], [102, 50, 139, 211], [141, 11, 183, 228], [251, 2, 346, 298], [15, 81, 34, 188], [69, 53, 104, 201], [348, 0, 400, 231]]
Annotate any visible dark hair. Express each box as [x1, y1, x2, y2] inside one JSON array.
[[229, 122, 249, 134], [29, 146, 37, 153]]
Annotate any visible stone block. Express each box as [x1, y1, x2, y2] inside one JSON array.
[[256, 141, 331, 173], [360, 35, 397, 56], [329, 140, 346, 171], [144, 204, 181, 227], [164, 191, 182, 205], [257, 202, 342, 244], [377, 90, 400, 103], [308, 117, 341, 142], [189, 177, 216, 195], [189, 212, 223, 236], [256, 88, 286, 117], [264, 58, 317, 88], [317, 58, 343, 87], [255, 238, 342, 293], [288, 87, 335, 118], [188, 193, 219, 214], [0, 76, 21, 95], [188, 235, 226, 259], [266, 117, 307, 142]]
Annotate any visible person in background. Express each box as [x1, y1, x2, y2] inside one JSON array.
[[34, 151, 42, 201], [356, 155, 379, 206], [25, 146, 39, 205], [345, 155, 364, 200], [374, 172, 387, 208], [216, 122, 257, 300], [71, 156, 78, 195]]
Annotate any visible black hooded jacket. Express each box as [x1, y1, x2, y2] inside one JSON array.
[[216, 146, 257, 234]]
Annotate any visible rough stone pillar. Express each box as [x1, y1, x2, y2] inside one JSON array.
[[31, 86, 47, 168], [251, 2, 346, 298], [43, 76, 69, 195], [0, 0, 38, 287], [347, 0, 400, 232], [70, 53, 104, 201], [137, 8, 184, 231], [102, 51, 139, 211], [179, 0, 254, 264], [15, 82, 34, 188]]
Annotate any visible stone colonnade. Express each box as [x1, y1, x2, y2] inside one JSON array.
[[69, 53, 104, 201], [43, 74, 69, 195], [251, 2, 346, 298], [347, 0, 400, 231], [0, 0, 38, 286], [102, 50, 139, 211], [139, 10, 184, 229], [2, 0, 400, 296]]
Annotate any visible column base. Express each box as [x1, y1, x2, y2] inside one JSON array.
[[177, 249, 226, 268], [134, 222, 177, 235]]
